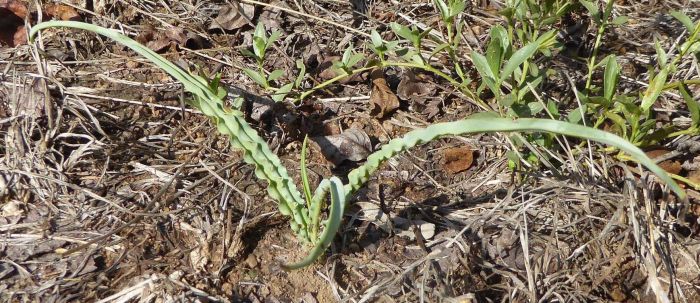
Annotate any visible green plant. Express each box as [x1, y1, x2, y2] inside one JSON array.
[[30, 21, 686, 270], [487, 2, 700, 163], [240, 22, 305, 102], [579, 10, 700, 147], [471, 25, 558, 114], [432, 0, 469, 84], [466, 1, 565, 167], [502, 0, 574, 44]]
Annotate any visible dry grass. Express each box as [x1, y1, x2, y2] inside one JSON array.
[[1, 0, 699, 302]]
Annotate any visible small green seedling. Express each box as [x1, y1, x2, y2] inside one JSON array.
[[369, 30, 399, 63], [241, 22, 305, 102], [335, 43, 366, 75], [471, 24, 558, 118]]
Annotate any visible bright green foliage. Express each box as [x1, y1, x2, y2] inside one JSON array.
[[575, 10, 700, 146], [472, 22, 557, 116], [603, 55, 620, 102], [433, 0, 466, 24], [335, 44, 366, 74], [369, 30, 399, 62], [679, 84, 700, 130], [241, 22, 305, 102]]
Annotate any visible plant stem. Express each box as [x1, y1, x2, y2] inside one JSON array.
[[663, 79, 700, 90], [667, 127, 700, 138], [584, 15, 610, 91], [384, 61, 458, 86], [297, 66, 375, 101]]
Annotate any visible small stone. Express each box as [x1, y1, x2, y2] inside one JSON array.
[[222, 282, 234, 296], [245, 254, 258, 268], [126, 60, 140, 69]]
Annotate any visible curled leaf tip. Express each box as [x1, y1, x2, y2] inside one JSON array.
[[283, 177, 345, 270]]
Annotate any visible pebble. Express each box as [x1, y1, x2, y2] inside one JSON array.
[[245, 254, 258, 268]]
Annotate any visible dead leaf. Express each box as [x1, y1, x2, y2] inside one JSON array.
[[1, 200, 24, 217], [259, 0, 288, 31], [45, 3, 81, 21], [209, 3, 255, 31], [355, 202, 390, 225], [300, 293, 319, 303], [394, 218, 436, 241], [316, 55, 341, 81], [0, 0, 27, 18], [374, 11, 395, 22], [688, 170, 700, 185], [311, 128, 371, 165], [442, 146, 474, 174], [444, 294, 477, 303], [315, 54, 366, 83], [136, 26, 163, 51], [136, 26, 206, 52], [396, 69, 433, 103], [0, 0, 27, 46], [9, 79, 47, 118], [369, 69, 400, 118], [354, 201, 435, 240], [645, 149, 681, 175], [422, 99, 442, 119]]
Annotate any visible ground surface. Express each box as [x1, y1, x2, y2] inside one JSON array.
[[1, 0, 700, 302]]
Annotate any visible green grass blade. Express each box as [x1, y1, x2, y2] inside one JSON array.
[[603, 55, 620, 101], [641, 68, 669, 113], [679, 83, 700, 128], [471, 52, 499, 95], [30, 21, 214, 101], [300, 136, 314, 209], [500, 41, 539, 82], [283, 177, 345, 270], [346, 117, 685, 200]]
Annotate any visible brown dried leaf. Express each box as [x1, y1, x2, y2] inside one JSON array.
[[311, 128, 371, 165], [166, 27, 188, 45], [369, 69, 399, 118], [0, 0, 27, 46], [0, 0, 27, 18], [10, 24, 26, 46], [315, 55, 365, 83], [136, 26, 164, 51], [645, 149, 681, 175], [394, 219, 436, 241], [442, 146, 474, 174], [136, 26, 205, 53], [259, 0, 288, 31], [688, 170, 700, 185], [1, 200, 24, 217], [9, 79, 47, 118], [44, 3, 81, 21], [209, 3, 255, 31], [397, 69, 433, 103], [316, 55, 341, 81]]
